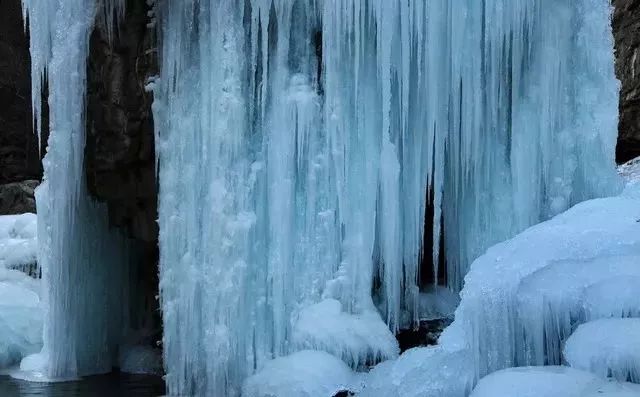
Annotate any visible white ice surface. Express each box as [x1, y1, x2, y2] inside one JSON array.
[[242, 350, 358, 397], [292, 299, 399, 368], [0, 214, 37, 269], [564, 318, 640, 382], [470, 366, 602, 397]]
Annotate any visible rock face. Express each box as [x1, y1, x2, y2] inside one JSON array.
[[0, 180, 39, 215], [613, 0, 640, 163], [85, 0, 158, 242], [0, 0, 42, 215]]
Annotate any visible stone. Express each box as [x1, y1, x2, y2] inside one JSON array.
[[0, 180, 39, 215], [613, 0, 640, 163]]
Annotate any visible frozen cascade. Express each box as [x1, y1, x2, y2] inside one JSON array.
[[21, 0, 134, 380], [151, 0, 619, 395]]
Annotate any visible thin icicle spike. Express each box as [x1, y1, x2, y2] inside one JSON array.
[[21, 0, 133, 380], [152, 0, 618, 395]]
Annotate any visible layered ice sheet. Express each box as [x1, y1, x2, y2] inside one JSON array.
[[151, 0, 619, 394], [583, 276, 640, 320], [564, 318, 640, 383]]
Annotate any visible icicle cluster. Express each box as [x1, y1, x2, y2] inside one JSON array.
[[21, 0, 133, 379], [152, 0, 618, 395]]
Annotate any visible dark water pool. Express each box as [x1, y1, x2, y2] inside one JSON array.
[[0, 373, 165, 397]]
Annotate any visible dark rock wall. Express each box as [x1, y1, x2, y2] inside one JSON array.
[[613, 0, 640, 163], [86, 0, 158, 243], [0, 0, 42, 214]]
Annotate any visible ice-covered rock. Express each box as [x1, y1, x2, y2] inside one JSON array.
[[564, 318, 640, 383], [292, 299, 399, 368], [360, 346, 473, 397], [417, 286, 460, 322], [242, 350, 357, 397], [470, 366, 602, 397]]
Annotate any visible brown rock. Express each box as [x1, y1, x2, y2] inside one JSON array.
[[0, 180, 39, 215], [613, 0, 640, 163]]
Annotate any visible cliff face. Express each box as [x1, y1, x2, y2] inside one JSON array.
[[0, 0, 42, 214], [613, 0, 640, 163], [85, 0, 158, 243]]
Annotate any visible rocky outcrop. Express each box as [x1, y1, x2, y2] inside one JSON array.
[[0, 180, 38, 214], [85, 0, 158, 242], [613, 0, 640, 163], [0, 0, 42, 215]]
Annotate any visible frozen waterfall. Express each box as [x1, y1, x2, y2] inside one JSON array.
[[18, 0, 619, 394], [152, 0, 618, 395]]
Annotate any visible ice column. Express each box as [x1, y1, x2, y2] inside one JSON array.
[[22, 0, 132, 379]]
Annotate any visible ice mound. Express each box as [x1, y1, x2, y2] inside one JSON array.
[[618, 156, 640, 183], [292, 299, 399, 368], [564, 318, 640, 383], [439, 183, 640, 378], [360, 346, 473, 397], [470, 366, 601, 397], [583, 276, 640, 320], [0, 268, 42, 368], [0, 214, 37, 269], [516, 255, 640, 365], [118, 345, 163, 375], [242, 350, 357, 397]]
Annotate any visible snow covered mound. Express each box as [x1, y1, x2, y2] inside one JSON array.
[[470, 366, 602, 397], [242, 350, 357, 397], [0, 214, 37, 270], [0, 267, 42, 368], [439, 183, 640, 378], [564, 318, 640, 383], [292, 299, 399, 368], [360, 346, 473, 397]]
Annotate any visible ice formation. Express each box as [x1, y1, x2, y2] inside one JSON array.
[[361, 346, 474, 397], [439, 182, 640, 382], [0, 268, 42, 368], [118, 345, 163, 376], [150, 0, 619, 394], [0, 214, 37, 271], [291, 299, 398, 368], [21, 0, 134, 379], [469, 366, 603, 397], [564, 318, 640, 383], [15, 0, 621, 392], [583, 276, 640, 320], [242, 350, 358, 397], [516, 255, 640, 365]]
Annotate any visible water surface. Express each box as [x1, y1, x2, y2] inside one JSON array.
[[0, 372, 165, 397]]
